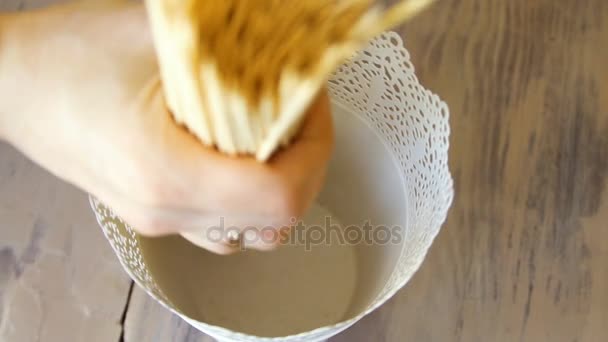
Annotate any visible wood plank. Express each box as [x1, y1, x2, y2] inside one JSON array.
[[0, 141, 132, 342], [333, 0, 608, 341], [124, 287, 214, 342]]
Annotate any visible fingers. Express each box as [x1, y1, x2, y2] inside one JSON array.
[[289, 88, 335, 144], [179, 224, 285, 254], [179, 230, 240, 255], [178, 88, 333, 216], [92, 185, 287, 254], [117, 80, 334, 255], [135, 81, 334, 220], [267, 89, 335, 214], [132, 79, 274, 213]]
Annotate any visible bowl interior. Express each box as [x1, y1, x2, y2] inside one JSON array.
[[137, 102, 407, 337]]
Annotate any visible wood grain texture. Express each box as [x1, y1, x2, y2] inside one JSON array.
[[124, 287, 214, 342], [332, 0, 608, 341], [0, 142, 132, 342], [1, 0, 607, 341]]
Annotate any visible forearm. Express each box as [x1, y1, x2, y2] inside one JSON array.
[[0, 2, 153, 144], [0, 13, 14, 142], [0, 11, 30, 144], [0, 4, 70, 144], [0, 5, 72, 145]]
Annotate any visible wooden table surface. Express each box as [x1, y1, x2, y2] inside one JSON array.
[[1, 0, 607, 341]]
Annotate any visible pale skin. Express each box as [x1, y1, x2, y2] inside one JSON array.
[[0, 1, 334, 255]]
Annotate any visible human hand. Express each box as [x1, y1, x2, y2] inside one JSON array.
[[0, 1, 334, 254]]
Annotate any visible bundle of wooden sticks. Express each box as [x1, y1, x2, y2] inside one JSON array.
[[146, 0, 435, 161]]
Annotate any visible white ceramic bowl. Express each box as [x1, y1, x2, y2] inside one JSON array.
[[91, 32, 453, 342]]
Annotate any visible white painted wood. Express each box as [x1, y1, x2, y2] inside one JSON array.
[[0, 141, 131, 341], [124, 287, 215, 342]]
